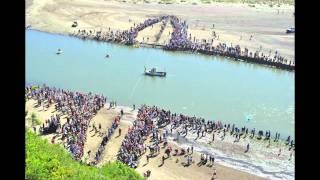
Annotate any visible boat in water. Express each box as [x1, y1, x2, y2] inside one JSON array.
[[144, 67, 166, 77], [56, 49, 63, 55]]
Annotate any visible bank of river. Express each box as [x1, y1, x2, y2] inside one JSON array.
[[26, 30, 294, 139]]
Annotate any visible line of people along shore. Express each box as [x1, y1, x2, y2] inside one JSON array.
[[69, 15, 294, 71], [117, 104, 294, 176], [91, 115, 120, 165], [26, 85, 294, 169]]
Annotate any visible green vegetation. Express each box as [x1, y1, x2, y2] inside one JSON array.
[[30, 113, 41, 126], [160, 0, 175, 4], [200, 0, 211, 4], [31, 85, 39, 91], [26, 131, 144, 179]]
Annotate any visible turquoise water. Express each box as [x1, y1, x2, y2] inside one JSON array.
[[26, 30, 294, 138]]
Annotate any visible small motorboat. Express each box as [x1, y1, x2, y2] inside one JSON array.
[[286, 27, 295, 34], [56, 49, 63, 55], [144, 67, 166, 77]]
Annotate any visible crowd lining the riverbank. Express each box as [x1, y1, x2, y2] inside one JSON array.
[[69, 15, 294, 71], [25, 85, 107, 160], [25, 85, 294, 179]]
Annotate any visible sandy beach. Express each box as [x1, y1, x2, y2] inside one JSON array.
[[26, 0, 294, 60], [26, 99, 270, 180]]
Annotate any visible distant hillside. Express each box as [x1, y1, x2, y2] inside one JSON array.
[[26, 131, 144, 179]]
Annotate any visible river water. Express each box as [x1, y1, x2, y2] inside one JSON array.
[[26, 30, 294, 139]]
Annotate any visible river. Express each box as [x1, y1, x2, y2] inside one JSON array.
[[26, 30, 294, 139]]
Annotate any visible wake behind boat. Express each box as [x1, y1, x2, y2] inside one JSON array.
[[144, 67, 166, 77]]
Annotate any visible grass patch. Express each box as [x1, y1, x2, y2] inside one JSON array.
[[30, 113, 42, 126], [26, 130, 144, 179], [31, 85, 39, 91], [160, 0, 175, 4]]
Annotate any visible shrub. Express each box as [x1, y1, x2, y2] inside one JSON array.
[[31, 113, 41, 126], [31, 85, 39, 91]]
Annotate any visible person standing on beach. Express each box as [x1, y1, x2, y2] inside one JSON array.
[[146, 155, 149, 164], [196, 129, 200, 139], [161, 155, 165, 165], [191, 146, 193, 154], [133, 104, 135, 110], [246, 143, 250, 153], [278, 148, 282, 156], [118, 128, 121, 136], [267, 139, 271, 148], [212, 132, 215, 142], [289, 150, 293, 161], [120, 109, 124, 116], [211, 155, 215, 165]]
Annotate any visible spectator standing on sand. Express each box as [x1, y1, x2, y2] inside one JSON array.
[[278, 148, 282, 156], [246, 143, 250, 153], [212, 133, 215, 142], [120, 109, 124, 116], [211, 169, 217, 180]]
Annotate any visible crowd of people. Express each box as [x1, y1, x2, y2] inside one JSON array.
[[26, 85, 294, 174], [70, 15, 294, 71], [70, 16, 167, 45], [154, 18, 168, 42], [164, 15, 191, 50], [40, 114, 61, 135], [121, 104, 295, 154], [26, 85, 107, 160], [117, 105, 168, 168], [125, 16, 168, 44], [91, 116, 121, 165]]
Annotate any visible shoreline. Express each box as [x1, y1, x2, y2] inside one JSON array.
[[25, 99, 266, 180], [26, 28, 294, 71], [25, 85, 294, 179], [26, 0, 294, 71]]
